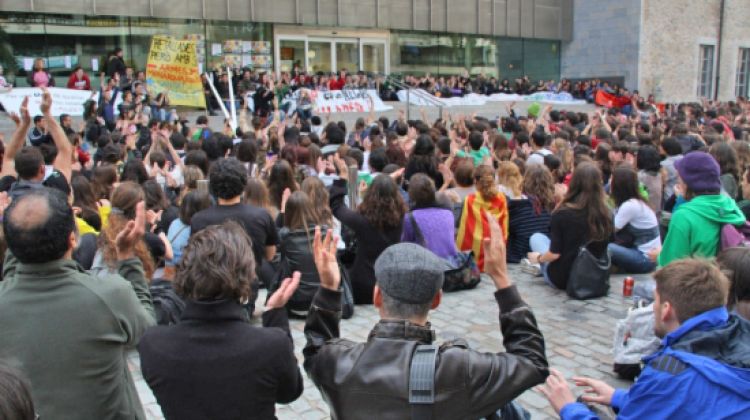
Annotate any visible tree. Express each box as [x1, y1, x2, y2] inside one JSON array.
[[0, 26, 16, 74]]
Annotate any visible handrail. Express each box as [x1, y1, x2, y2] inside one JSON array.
[[386, 75, 444, 120]]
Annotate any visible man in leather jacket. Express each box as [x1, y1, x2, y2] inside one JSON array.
[[303, 216, 549, 419]]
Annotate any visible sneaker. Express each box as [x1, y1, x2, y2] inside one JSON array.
[[520, 258, 542, 276]]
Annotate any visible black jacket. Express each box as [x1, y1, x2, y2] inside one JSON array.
[[138, 299, 303, 420], [277, 225, 323, 312], [303, 286, 549, 420]]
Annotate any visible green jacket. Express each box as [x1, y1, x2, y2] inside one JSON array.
[[0, 254, 155, 420], [659, 194, 746, 267]]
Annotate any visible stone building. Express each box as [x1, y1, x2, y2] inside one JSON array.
[[562, 0, 750, 102]]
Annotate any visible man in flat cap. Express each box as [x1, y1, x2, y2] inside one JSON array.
[[303, 216, 548, 419]]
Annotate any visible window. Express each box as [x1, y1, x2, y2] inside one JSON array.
[[736, 48, 750, 98], [698, 44, 715, 99]]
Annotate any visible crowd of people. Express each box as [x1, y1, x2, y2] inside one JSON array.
[[0, 52, 749, 419]]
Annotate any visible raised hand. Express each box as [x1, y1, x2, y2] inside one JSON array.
[[40, 88, 53, 115], [313, 226, 340, 291], [265, 271, 301, 310], [281, 188, 292, 213], [115, 201, 146, 260], [482, 210, 509, 289], [20, 97, 31, 125]]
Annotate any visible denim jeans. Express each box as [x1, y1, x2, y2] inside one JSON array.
[[529, 233, 554, 287], [608, 243, 657, 274]]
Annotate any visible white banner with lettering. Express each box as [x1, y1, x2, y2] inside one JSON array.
[[0, 87, 98, 117], [283, 89, 393, 114], [397, 89, 586, 107]]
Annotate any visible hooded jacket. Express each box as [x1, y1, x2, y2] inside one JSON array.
[[561, 307, 750, 420], [658, 194, 745, 267]]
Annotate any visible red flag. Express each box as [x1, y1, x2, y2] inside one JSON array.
[[595, 90, 631, 109]]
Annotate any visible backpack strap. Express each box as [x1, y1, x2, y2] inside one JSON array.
[[649, 354, 687, 375], [408, 211, 427, 247], [409, 344, 438, 420]]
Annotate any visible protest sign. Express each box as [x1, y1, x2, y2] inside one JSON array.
[[397, 89, 586, 107], [309, 89, 392, 113], [146, 35, 206, 108], [0, 87, 95, 116]]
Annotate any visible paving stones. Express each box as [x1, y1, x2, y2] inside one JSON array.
[[132, 265, 636, 419]]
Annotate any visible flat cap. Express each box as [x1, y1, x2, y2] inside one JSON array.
[[375, 243, 449, 304]]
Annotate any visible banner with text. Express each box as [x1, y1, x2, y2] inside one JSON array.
[[283, 89, 393, 114], [0, 87, 96, 116], [397, 89, 586, 107], [146, 35, 206, 108]]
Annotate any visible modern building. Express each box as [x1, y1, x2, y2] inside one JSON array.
[[1, 0, 569, 87], [3, 0, 748, 103], [561, 0, 750, 102]]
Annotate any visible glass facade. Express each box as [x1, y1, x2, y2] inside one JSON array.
[[390, 30, 560, 82], [1, 13, 272, 87]]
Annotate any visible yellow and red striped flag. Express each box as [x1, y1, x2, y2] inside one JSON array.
[[456, 193, 508, 272]]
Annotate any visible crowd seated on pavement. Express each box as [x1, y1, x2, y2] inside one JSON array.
[[0, 55, 750, 418]]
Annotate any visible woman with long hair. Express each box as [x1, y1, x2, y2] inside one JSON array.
[[507, 165, 555, 263], [607, 165, 661, 274], [165, 190, 212, 278], [526, 162, 613, 289], [266, 160, 298, 216], [456, 165, 509, 271], [244, 178, 277, 219], [636, 145, 664, 214], [90, 182, 157, 280], [404, 134, 444, 189], [72, 175, 103, 235], [497, 161, 523, 199], [330, 156, 406, 304], [710, 142, 741, 200]]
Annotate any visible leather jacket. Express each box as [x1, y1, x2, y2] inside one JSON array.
[[303, 286, 548, 420]]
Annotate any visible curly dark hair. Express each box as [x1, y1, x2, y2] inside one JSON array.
[[175, 221, 255, 302], [358, 174, 407, 231], [209, 158, 247, 200]]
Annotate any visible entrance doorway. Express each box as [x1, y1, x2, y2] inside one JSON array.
[[275, 28, 388, 75]]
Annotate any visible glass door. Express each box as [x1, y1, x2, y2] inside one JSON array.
[[335, 40, 359, 73], [278, 39, 306, 73], [361, 40, 387, 74], [308, 40, 332, 73]]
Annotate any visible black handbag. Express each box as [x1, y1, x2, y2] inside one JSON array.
[[408, 212, 480, 293], [566, 242, 611, 300]]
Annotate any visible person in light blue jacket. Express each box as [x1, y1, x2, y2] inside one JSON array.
[[539, 258, 750, 420], [167, 190, 211, 267]]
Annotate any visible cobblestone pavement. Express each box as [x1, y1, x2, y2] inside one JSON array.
[[131, 265, 637, 419]]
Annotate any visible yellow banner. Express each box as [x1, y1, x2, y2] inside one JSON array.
[[146, 35, 206, 108]]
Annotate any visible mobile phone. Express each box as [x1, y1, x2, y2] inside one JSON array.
[[196, 179, 209, 194]]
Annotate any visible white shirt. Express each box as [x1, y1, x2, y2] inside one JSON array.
[[614, 198, 661, 253]]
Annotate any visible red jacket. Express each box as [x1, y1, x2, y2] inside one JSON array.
[[328, 77, 345, 91], [67, 73, 91, 90]]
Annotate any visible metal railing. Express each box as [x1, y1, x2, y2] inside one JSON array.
[[386, 76, 444, 120]]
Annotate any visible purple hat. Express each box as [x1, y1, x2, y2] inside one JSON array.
[[675, 151, 721, 193]]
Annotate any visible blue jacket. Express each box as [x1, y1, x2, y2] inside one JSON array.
[[561, 307, 750, 420]]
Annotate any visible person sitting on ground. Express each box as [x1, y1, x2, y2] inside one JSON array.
[[304, 215, 548, 419], [653, 152, 746, 267], [401, 173, 460, 262], [526, 162, 613, 289], [608, 165, 661, 274], [717, 247, 750, 320], [507, 164, 555, 264], [456, 130, 491, 166], [540, 258, 750, 419], [138, 222, 304, 419], [710, 142, 742, 201], [329, 155, 406, 304], [456, 165, 509, 271], [0, 188, 155, 419], [497, 160, 524, 200], [191, 158, 280, 313], [526, 129, 553, 166]]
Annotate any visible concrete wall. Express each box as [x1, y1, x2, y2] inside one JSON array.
[[560, 0, 641, 90], [639, 0, 750, 102], [1, 0, 573, 40]]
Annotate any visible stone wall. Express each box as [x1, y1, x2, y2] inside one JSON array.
[[639, 0, 750, 102], [560, 0, 641, 90]]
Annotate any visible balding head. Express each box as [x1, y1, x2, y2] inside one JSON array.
[[4, 188, 75, 264]]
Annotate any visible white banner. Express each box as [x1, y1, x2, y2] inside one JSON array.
[[397, 89, 586, 107], [0, 87, 95, 117], [283, 89, 392, 114]]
